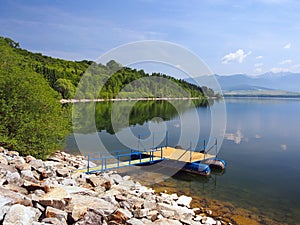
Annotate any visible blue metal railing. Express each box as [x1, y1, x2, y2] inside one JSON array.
[[85, 147, 164, 173]]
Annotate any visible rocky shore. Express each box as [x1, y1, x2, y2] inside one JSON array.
[[0, 146, 226, 225]]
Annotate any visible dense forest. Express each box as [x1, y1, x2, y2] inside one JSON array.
[[0, 37, 216, 100], [0, 37, 70, 158], [0, 36, 216, 158]]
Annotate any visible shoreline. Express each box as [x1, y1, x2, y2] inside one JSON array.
[[0, 147, 283, 225], [0, 146, 224, 225], [59, 97, 210, 104]]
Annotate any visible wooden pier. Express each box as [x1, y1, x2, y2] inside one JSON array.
[[146, 146, 215, 163], [75, 146, 218, 174]]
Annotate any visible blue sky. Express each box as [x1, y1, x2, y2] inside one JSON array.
[[1, 0, 300, 75]]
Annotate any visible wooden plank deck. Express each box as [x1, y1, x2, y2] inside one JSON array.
[[75, 156, 162, 173], [146, 147, 215, 163]]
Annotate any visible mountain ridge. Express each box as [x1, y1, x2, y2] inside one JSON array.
[[185, 72, 300, 96]]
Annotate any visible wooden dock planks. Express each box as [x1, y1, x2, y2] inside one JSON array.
[[146, 147, 215, 163]]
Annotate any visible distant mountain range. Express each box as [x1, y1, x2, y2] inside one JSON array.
[[185, 72, 300, 97]]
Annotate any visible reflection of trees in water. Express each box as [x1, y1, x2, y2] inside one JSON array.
[[72, 99, 212, 134]]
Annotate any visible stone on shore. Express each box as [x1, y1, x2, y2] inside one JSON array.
[[0, 146, 227, 225], [3, 204, 41, 225]]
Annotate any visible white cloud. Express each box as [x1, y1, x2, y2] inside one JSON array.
[[284, 43, 291, 49], [224, 130, 244, 144], [255, 68, 263, 73], [221, 49, 252, 64], [270, 67, 290, 73], [279, 59, 292, 65], [292, 64, 300, 68], [255, 63, 264, 67], [256, 55, 263, 59]]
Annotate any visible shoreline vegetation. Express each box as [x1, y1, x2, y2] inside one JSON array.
[[0, 146, 282, 225]]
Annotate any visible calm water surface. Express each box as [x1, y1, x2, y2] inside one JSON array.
[[66, 98, 300, 224]]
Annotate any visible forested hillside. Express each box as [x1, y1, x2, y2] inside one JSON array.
[[0, 37, 70, 158], [0, 36, 215, 99], [0, 36, 215, 158]]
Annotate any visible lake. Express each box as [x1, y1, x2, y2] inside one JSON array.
[[66, 98, 300, 224]]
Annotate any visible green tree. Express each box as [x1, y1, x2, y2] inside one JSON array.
[[0, 38, 70, 159], [54, 78, 76, 99]]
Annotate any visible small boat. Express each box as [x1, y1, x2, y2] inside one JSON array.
[[182, 162, 211, 176], [201, 158, 227, 170]]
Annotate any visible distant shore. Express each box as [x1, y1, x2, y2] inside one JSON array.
[[60, 97, 209, 103]]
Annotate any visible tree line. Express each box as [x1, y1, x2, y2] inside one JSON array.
[[0, 36, 217, 159]]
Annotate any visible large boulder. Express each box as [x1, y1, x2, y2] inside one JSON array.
[[3, 204, 41, 225], [5, 171, 24, 186], [176, 195, 192, 208], [108, 208, 133, 224], [39, 187, 71, 210], [0, 195, 13, 221], [86, 175, 111, 190], [0, 187, 32, 206]]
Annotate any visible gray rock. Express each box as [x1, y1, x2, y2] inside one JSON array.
[[127, 218, 146, 225], [0, 163, 18, 175], [61, 178, 77, 186], [57, 185, 96, 196], [9, 156, 26, 166], [0, 187, 32, 206], [126, 196, 144, 209], [201, 217, 217, 225], [70, 204, 87, 222], [0, 195, 13, 221], [151, 218, 182, 225], [74, 209, 103, 225], [3, 204, 41, 225], [23, 180, 44, 192], [56, 168, 70, 177], [108, 208, 133, 224], [42, 217, 67, 225], [0, 154, 8, 165], [3, 183, 28, 195], [157, 203, 194, 221], [5, 171, 23, 186], [39, 187, 71, 210], [45, 206, 68, 221], [21, 170, 36, 182], [143, 201, 156, 211], [30, 159, 44, 171], [101, 195, 119, 207], [67, 194, 116, 212], [176, 195, 192, 208], [86, 175, 111, 190], [41, 179, 59, 193], [160, 209, 175, 218], [109, 173, 124, 184], [134, 209, 149, 218]]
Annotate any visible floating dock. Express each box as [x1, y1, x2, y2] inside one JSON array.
[[145, 146, 215, 163], [76, 144, 226, 176]]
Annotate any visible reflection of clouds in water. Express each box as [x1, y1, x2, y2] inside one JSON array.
[[281, 144, 287, 151], [174, 123, 180, 128], [224, 130, 244, 144], [255, 134, 261, 139]]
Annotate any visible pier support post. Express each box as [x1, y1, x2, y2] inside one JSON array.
[[87, 154, 90, 174]]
